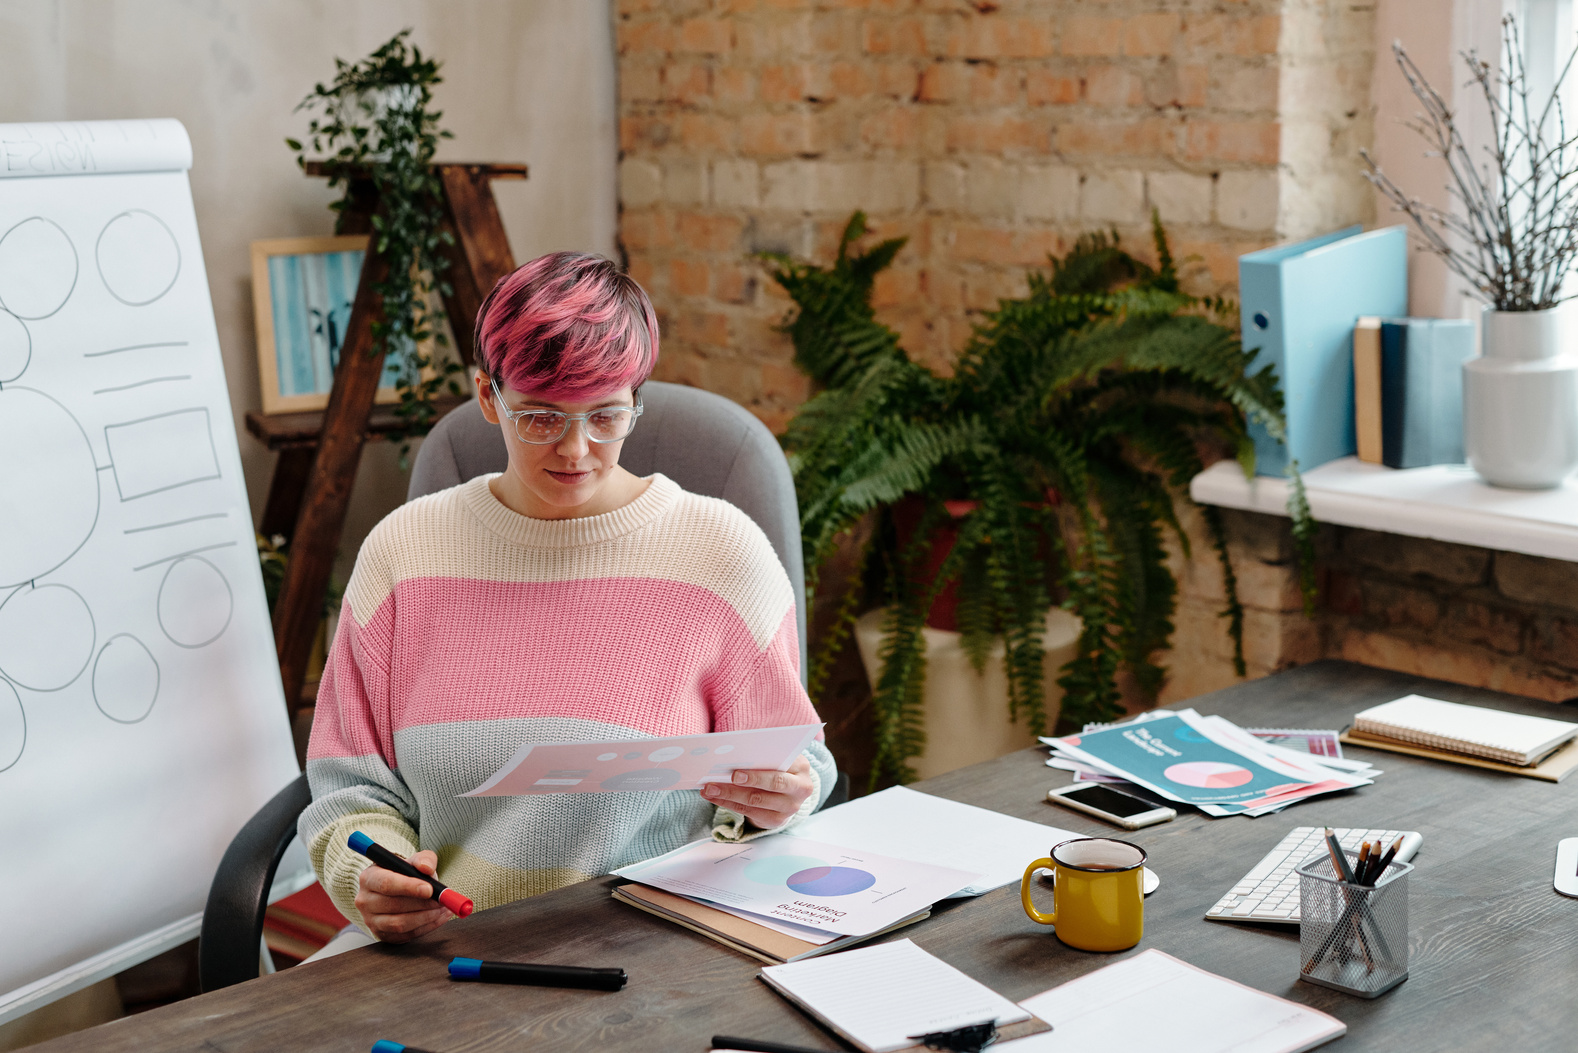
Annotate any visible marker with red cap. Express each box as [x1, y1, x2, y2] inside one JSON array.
[[347, 831, 474, 918]]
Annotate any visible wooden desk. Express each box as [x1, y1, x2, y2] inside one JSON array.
[[37, 661, 1577, 1051]]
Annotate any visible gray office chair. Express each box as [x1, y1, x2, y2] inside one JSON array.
[[199, 381, 841, 992]]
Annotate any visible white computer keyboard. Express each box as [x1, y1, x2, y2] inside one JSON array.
[[1205, 825, 1422, 924]]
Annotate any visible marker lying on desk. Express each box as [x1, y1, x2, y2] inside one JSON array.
[[448, 957, 627, 991], [348, 831, 474, 917], [370, 1042, 443, 1053]]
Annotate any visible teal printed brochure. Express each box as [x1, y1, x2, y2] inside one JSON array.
[[1050, 711, 1355, 815]]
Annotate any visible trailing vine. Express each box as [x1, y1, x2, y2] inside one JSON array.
[[287, 29, 465, 458]]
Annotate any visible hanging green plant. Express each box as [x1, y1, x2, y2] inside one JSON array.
[[769, 212, 1316, 787], [286, 29, 465, 456]]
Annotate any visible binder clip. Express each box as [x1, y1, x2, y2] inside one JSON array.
[[908, 1019, 1003, 1053]]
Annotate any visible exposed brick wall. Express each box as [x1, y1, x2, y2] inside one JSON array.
[[615, 1, 1578, 726], [1162, 511, 1578, 705], [615, 0, 1375, 431]]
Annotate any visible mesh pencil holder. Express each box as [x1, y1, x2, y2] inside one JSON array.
[[1296, 853, 1411, 998]]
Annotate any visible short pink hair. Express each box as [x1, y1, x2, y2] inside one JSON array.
[[475, 252, 659, 401]]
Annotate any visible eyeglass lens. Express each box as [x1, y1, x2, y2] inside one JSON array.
[[515, 407, 636, 444]]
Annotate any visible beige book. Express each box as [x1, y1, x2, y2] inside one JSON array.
[[1353, 693, 1578, 766], [1353, 316, 1383, 463], [611, 883, 929, 965], [1340, 730, 1578, 782]]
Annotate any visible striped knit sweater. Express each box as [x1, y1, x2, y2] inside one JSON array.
[[300, 472, 835, 929]]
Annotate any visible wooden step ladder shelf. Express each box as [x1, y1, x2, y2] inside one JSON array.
[[255, 162, 524, 722]]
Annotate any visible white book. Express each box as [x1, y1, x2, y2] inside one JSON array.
[[758, 939, 1041, 1053], [1353, 694, 1578, 766], [998, 949, 1345, 1053]]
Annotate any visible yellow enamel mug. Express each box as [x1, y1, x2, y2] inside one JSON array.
[[1020, 837, 1146, 952]]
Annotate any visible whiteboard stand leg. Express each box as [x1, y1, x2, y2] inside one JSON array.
[[259, 938, 275, 976]]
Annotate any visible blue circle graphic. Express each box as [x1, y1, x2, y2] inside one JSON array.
[[786, 865, 877, 897], [1174, 726, 1210, 743], [743, 854, 827, 886]]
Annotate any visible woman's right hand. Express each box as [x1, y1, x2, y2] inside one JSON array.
[[354, 849, 453, 943]]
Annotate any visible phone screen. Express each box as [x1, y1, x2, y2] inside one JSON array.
[[1060, 784, 1159, 818]]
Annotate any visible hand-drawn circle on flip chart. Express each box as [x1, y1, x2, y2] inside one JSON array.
[[0, 584, 97, 691], [96, 210, 181, 306], [0, 217, 79, 319], [0, 679, 24, 773], [157, 556, 233, 648], [0, 310, 30, 383], [93, 633, 160, 723], [0, 388, 101, 588]]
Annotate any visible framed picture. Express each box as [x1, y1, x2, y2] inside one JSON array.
[[250, 235, 423, 414]]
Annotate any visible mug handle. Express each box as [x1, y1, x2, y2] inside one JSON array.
[[1020, 857, 1057, 925]]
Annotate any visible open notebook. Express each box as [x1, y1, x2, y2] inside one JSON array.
[[1353, 695, 1578, 766]]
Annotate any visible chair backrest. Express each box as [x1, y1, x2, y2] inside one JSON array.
[[407, 381, 808, 682]]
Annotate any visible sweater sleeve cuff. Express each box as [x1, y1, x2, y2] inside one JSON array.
[[308, 814, 420, 932]]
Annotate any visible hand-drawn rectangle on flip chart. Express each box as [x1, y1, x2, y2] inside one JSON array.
[[104, 408, 221, 500], [0, 119, 299, 1026]]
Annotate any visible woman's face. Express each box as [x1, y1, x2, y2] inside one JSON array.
[[477, 370, 639, 520]]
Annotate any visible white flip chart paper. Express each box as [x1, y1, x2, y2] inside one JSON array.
[[0, 119, 299, 1021]]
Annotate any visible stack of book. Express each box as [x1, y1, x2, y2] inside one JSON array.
[[1342, 694, 1578, 782]]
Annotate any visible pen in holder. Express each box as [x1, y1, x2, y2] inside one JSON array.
[[1296, 852, 1411, 998]]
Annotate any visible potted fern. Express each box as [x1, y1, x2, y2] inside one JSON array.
[[770, 213, 1310, 787]]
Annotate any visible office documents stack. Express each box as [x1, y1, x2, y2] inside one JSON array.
[[1043, 710, 1377, 817], [614, 787, 1078, 962]]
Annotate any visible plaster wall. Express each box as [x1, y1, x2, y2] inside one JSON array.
[[0, 0, 618, 580]]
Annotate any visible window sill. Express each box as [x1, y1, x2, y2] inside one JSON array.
[[1189, 457, 1578, 562]]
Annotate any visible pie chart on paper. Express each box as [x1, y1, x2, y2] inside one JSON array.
[[1164, 761, 1254, 788]]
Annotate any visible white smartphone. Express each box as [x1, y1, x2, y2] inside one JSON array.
[[1046, 783, 1176, 830]]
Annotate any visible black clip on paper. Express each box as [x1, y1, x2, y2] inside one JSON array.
[[908, 1020, 1004, 1053]]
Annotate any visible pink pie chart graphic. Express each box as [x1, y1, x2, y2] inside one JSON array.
[[1164, 761, 1253, 788]]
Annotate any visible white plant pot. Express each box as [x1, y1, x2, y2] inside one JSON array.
[[854, 607, 1081, 780], [1463, 307, 1578, 489]]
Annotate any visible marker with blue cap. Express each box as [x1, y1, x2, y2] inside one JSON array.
[[370, 1042, 443, 1053], [348, 831, 474, 918], [448, 956, 627, 991]]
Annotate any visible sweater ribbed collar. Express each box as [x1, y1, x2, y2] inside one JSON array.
[[460, 472, 679, 549]]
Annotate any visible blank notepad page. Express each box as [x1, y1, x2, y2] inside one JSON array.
[[759, 939, 1029, 1053], [1000, 950, 1344, 1053]]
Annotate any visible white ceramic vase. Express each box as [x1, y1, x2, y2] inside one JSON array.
[[1462, 307, 1578, 488]]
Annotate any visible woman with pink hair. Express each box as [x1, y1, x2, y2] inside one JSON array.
[[299, 253, 834, 949]]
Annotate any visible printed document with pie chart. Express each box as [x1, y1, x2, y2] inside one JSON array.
[[615, 836, 982, 936], [1049, 710, 1370, 815]]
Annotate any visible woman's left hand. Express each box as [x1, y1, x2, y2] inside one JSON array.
[[703, 754, 814, 831]]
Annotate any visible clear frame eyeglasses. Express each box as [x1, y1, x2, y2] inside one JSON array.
[[489, 376, 643, 445]]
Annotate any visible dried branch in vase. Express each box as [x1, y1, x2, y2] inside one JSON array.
[[1362, 16, 1578, 311]]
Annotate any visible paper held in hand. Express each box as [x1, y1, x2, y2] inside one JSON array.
[[614, 835, 982, 936], [460, 724, 822, 796]]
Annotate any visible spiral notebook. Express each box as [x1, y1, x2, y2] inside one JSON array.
[[1352, 695, 1578, 767]]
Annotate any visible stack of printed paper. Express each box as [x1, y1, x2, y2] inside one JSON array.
[[1042, 710, 1376, 817], [612, 835, 983, 960]]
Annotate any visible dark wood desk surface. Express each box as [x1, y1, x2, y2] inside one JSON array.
[[39, 661, 1578, 1052]]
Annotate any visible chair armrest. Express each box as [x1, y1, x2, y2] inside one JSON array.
[[198, 772, 312, 992]]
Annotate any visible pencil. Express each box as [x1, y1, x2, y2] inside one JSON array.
[[1356, 841, 1373, 886], [1368, 835, 1404, 886]]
